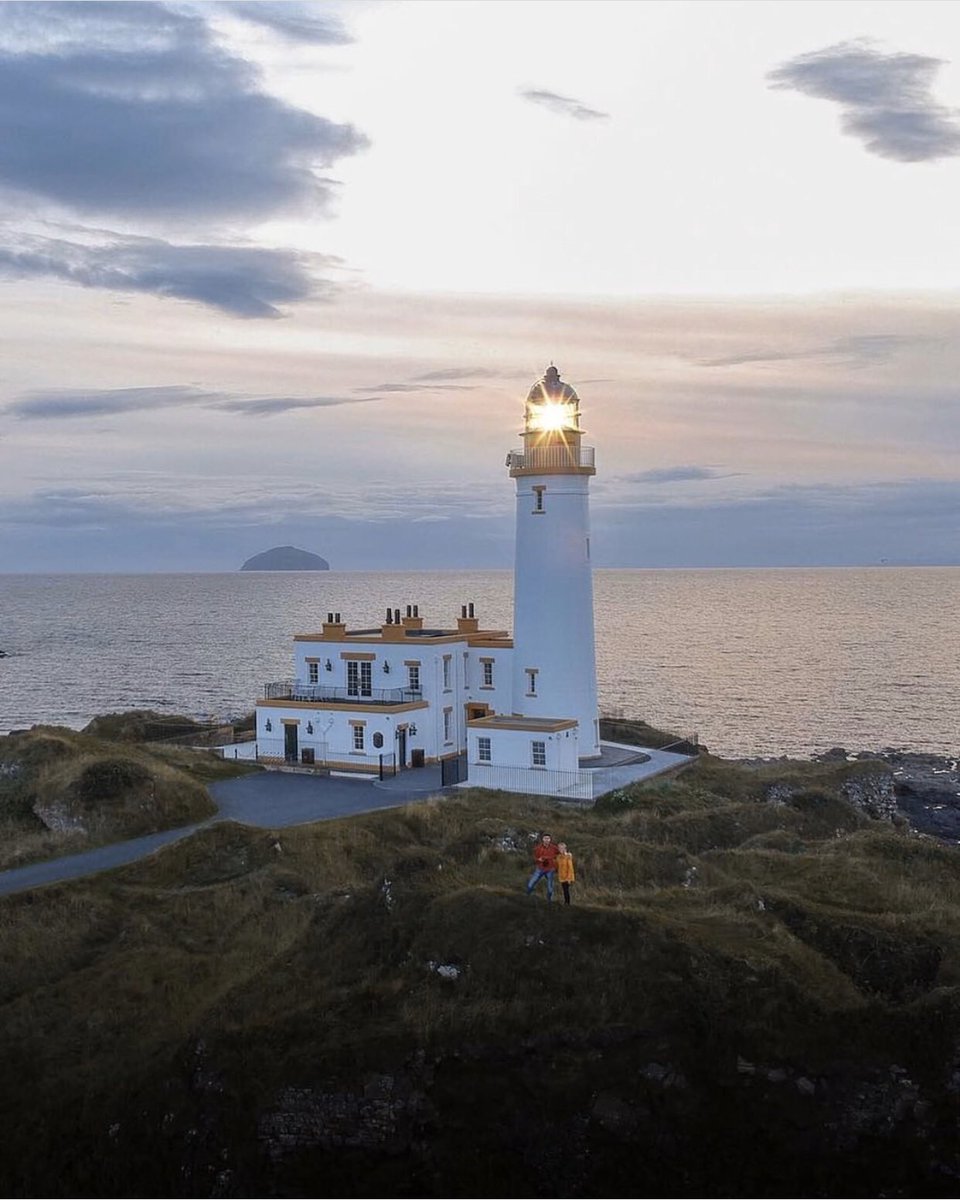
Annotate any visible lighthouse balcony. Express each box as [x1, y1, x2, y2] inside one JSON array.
[[263, 680, 423, 705], [506, 444, 595, 474]]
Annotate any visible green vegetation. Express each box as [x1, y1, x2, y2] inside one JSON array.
[[0, 723, 258, 870], [1, 733, 959, 1197]]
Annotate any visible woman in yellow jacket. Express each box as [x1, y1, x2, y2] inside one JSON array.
[[556, 842, 575, 905]]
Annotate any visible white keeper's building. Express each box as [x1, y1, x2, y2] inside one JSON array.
[[253, 366, 608, 793]]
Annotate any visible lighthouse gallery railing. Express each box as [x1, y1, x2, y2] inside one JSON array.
[[506, 445, 595, 471]]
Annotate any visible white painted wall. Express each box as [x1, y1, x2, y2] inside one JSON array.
[[511, 472, 600, 756], [467, 724, 580, 771], [255, 703, 432, 766], [464, 645, 512, 716]]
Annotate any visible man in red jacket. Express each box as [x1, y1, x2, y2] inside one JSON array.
[[527, 833, 560, 901]]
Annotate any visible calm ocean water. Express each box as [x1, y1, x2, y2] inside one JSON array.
[[0, 568, 957, 758]]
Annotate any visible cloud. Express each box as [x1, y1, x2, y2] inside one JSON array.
[[352, 382, 477, 393], [215, 396, 382, 416], [697, 334, 927, 369], [621, 466, 740, 485], [0, 231, 338, 316], [769, 40, 960, 162], [0, 1, 366, 222], [3, 385, 386, 420], [3, 475, 958, 571], [411, 367, 521, 382], [221, 3, 352, 45], [518, 88, 609, 121]]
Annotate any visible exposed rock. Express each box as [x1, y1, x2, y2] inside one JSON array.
[[764, 782, 799, 806], [258, 1076, 427, 1159], [32, 800, 86, 834], [840, 771, 898, 821]]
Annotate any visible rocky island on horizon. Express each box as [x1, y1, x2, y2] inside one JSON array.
[[240, 545, 330, 571]]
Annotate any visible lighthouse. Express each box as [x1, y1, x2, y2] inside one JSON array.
[[507, 366, 601, 758]]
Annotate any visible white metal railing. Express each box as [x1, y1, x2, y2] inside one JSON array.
[[467, 763, 596, 801], [506, 445, 595, 471], [263, 681, 422, 705], [246, 738, 393, 772]]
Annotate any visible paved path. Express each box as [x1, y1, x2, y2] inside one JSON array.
[[0, 768, 447, 898], [0, 823, 207, 897]]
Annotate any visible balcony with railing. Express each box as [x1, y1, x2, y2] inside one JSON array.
[[506, 444, 595, 473], [263, 680, 424, 705]]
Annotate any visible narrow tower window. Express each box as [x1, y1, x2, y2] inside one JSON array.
[[532, 485, 546, 513], [481, 660, 494, 687], [525, 668, 538, 696], [308, 662, 319, 684]]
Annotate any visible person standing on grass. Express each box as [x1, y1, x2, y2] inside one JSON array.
[[556, 842, 575, 905], [527, 833, 560, 901]]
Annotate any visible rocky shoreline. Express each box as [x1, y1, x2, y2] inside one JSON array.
[[739, 747, 960, 843]]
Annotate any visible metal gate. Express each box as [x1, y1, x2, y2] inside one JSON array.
[[441, 752, 468, 786]]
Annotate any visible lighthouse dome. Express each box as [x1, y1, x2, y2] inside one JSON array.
[[526, 364, 578, 404]]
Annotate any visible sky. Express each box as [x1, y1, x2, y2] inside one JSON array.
[[1, 0, 959, 571]]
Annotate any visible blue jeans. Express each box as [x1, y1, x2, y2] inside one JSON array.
[[527, 868, 555, 900]]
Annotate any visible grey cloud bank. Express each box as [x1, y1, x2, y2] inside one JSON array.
[[221, 2, 352, 45], [0, 234, 338, 317], [697, 334, 929, 369], [0, 1, 364, 319], [2, 476, 957, 572], [769, 40, 960, 162], [0, 2, 365, 222], [5, 386, 386, 420]]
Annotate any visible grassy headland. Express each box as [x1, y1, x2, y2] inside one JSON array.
[[0, 715, 258, 870], [1, 723, 958, 1197]]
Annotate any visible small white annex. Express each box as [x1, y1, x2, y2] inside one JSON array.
[[244, 367, 686, 797]]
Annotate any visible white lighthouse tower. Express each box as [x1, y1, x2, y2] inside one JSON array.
[[507, 366, 601, 758]]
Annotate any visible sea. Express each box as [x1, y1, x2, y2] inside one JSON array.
[[0, 568, 957, 759]]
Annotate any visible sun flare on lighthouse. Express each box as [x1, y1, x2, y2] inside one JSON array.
[[528, 400, 577, 433]]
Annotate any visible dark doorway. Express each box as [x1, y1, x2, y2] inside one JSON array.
[[469, 706, 488, 721], [284, 723, 298, 763], [397, 727, 407, 769]]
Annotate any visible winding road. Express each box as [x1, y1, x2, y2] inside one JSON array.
[[0, 767, 445, 898]]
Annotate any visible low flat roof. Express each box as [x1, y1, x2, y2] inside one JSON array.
[[467, 716, 578, 733]]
